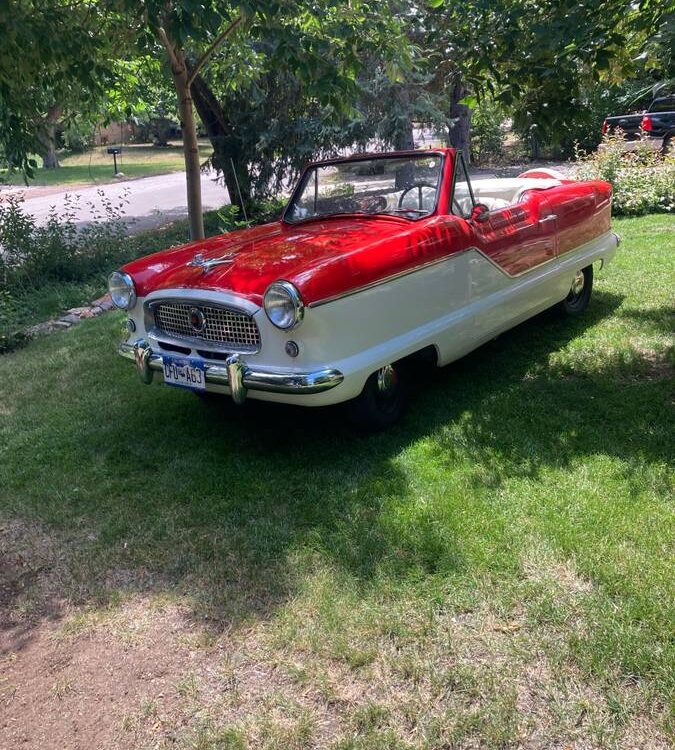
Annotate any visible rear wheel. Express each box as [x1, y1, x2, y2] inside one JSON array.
[[349, 362, 409, 430], [662, 135, 674, 158], [558, 264, 593, 316]]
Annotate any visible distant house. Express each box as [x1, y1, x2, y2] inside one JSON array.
[[94, 121, 139, 146], [93, 118, 180, 147]]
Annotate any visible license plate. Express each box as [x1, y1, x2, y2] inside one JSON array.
[[162, 355, 206, 391]]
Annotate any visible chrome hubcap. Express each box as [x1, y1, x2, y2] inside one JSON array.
[[570, 270, 585, 297], [376, 364, 397, 395]]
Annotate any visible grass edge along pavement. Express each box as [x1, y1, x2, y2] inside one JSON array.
[[0, 201, 284, 353]]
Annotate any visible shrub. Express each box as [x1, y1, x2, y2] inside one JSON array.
[[0, 190, 130, 294], [471, 98, 506, 165], [63, 121, 94, 153], [575, 133, 675, 216], [0, 192, 284, 352], [512, 83, 629, 159], [216, 197, 285, 233]]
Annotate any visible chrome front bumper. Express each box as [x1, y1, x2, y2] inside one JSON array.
[[118, 340, 344, 404]]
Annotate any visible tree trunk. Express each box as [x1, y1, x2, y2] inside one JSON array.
[[168, 49, 204, 240], [448, 80, 471, 164], [39, 105, 61, 169], [530, 126, 541, 160], [153, 118, 171, 147], [223, 155, 252, 217], [191, 73, 251, 214], [393, 85, 415, 151], [391, 85, 416, 189], [393, 122, 415, 151]]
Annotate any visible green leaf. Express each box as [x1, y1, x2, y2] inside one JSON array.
[[458, 94, 478, 109]]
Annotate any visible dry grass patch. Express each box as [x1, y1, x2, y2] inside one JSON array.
[[0, 523, 672, 748]]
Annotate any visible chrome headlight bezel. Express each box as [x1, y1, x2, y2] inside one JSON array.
[[108, 271, 137, 310], [263, 281, 304, 330]]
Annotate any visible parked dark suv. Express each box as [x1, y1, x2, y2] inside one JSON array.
[[603, 95, 675, 155]]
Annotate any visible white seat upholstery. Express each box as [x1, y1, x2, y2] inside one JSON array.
[[454, 177, 562, 215], [517, 168, 567, 180], [480, 197, 511, 210]]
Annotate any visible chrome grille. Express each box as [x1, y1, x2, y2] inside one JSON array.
[[151, 301, 260, 352]]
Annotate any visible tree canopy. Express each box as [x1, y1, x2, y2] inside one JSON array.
[[0, 1, 120, 173], [1, 0, 672, 231]]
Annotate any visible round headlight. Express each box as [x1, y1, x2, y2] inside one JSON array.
[[108, 271, 137, 310], [263, 281, 304, 330]]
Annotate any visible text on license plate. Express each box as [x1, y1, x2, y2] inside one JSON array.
[[162, 356, 206, 390]]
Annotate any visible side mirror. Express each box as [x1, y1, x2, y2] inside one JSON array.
[[470, 203, 490, 223]]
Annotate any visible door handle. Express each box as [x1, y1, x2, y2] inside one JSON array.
[[538, 214, 557, 224]]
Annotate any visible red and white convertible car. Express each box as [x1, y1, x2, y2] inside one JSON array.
[[110, 148, 618, 427]]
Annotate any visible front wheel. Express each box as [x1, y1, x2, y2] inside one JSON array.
[[349, 362, 409, 430], [557, 264, 593, 316]]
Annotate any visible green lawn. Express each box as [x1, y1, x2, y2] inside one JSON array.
[[0, 215, 673, 748], [0, 142, 212, 187]]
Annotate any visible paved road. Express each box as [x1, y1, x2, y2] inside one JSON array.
[[1, 170, 230, 234]]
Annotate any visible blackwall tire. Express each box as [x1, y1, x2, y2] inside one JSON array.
[[349, 362, 409, 431], [558, 264, 593, 316]]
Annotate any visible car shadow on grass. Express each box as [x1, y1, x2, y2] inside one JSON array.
[[3, 287, 673, 650]]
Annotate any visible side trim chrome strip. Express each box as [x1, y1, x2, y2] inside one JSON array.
[[307, 230, 618, 308], [472, 230, 616, 279], [307, 252, 466, 308], [471, 247, 559, 279]]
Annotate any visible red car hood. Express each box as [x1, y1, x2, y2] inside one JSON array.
[[123, 215, 455, 306]]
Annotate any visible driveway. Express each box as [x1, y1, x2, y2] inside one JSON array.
[[0, 170, 230, 234]]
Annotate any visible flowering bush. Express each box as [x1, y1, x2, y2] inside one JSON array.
[[575, 132, 675, 216]]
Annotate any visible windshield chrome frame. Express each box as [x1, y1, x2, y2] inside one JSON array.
[[282, 152, 446, 225], [450, 151, 477, 219]]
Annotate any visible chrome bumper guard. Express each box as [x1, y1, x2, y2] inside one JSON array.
[[118, 340, 344, 404]]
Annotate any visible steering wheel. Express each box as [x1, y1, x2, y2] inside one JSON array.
[[398, 183, 436, 211], [362, 195, 388, 213]]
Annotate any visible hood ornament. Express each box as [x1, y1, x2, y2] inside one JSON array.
[[188, 252, 236, 274]]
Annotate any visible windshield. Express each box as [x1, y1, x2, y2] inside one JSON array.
[[285, 154, 443, 223]]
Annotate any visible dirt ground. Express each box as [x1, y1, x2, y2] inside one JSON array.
[[0, 521, 331, 750]]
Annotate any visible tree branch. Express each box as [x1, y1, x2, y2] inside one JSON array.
[[187, 15, 243, 86], [156, 25, 181, 72]]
